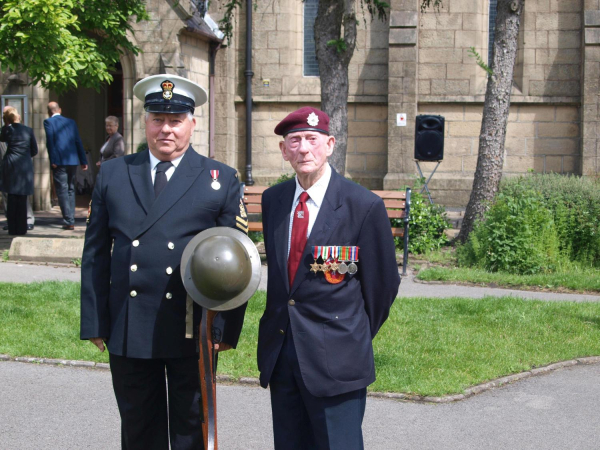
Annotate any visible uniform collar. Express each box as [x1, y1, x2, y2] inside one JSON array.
[[149, 150, 185, 171]]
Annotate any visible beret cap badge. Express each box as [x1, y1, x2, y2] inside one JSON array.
[[161, 80, 174, 100], [307, 112, 319, 127]]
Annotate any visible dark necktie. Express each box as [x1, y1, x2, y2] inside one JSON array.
[[288, 192, 310, 288], [154, 161, 173, 198]]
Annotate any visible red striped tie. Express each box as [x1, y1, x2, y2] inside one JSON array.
[[288, 192, 310, 288]]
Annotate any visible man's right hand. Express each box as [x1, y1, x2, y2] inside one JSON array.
[[89, 337, 107, 352], [81, 164, 88, 171], [51, 164, 57, 169]]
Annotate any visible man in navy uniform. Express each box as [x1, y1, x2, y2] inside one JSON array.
[[259, 107, 401, 449], [80, 74, 248, 450]]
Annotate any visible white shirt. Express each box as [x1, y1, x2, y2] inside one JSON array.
[[149, 151, 184, 184], [287, 163, 332, 257]]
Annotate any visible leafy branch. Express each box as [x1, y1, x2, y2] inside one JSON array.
[[468, 47, 494, 77], [327, 38, 347, 54]]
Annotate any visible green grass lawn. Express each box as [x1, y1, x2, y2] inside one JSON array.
[[1, 282, 599, 396], [417, 266, 600, 293]]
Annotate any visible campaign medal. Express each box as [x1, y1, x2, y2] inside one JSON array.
[[311, 246, 321, 273], [348, 246, 359, 274], [210, 170, 221, 190], [338, 246, 349, 274], [322, 246, 344, 284]]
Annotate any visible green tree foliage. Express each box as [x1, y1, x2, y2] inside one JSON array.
[[0, 0, 148, 92]]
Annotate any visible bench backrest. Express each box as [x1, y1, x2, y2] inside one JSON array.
[[244, 186, 408, 220]]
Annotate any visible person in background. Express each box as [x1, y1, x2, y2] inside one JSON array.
[[96, 115, 125, 167], [0, 107, 38, 235], [1, 106, 35, 231], [44, 102, 88, 230]]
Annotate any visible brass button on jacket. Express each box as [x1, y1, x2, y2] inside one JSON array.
[[166, 267, 173, 275], [168, 242, 175, 250], [132, 240, 140, 247], [130, 290, 138, 297], [166, 293, 173, 300], [288, 299, 295, 306], [130, 264, 138, 272]]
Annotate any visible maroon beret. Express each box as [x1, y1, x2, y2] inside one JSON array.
[[274, 106, 330, 136]]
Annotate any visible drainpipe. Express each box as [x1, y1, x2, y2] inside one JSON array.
[[244, 0, 254, 185], [209, 42, 221, 159]]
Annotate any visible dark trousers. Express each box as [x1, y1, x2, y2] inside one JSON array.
[[109, 353, 203, 450], [269, 330, 367, 450], [7, 194, 27, 235], [52, 165, 77, 225]]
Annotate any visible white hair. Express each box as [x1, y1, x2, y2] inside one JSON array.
[[145, 111, 194, 121]]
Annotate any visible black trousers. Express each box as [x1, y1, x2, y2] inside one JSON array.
[[52, 165, 77, 225], [7, 194, 27, 235], [269, 330, 367, 450], [109, 353, 203, 450]]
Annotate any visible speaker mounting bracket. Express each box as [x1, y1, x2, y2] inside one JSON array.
[[415, 160, 442, 205]]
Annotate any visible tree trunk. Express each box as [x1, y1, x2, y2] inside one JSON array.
[[314, 0, 357, 176], [457, 0, 524, 243]]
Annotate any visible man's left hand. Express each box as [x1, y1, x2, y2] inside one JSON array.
[[214, 343, 232, 352]]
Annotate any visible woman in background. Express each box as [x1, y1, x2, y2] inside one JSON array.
[[0, 107, 38, 235], [96, 116, 125, 167]]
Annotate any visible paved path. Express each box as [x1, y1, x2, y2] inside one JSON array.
[[1, 361, 599, 449], [2, 261, 599, 303]]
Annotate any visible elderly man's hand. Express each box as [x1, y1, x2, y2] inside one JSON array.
[[89, 337, 107, 352]]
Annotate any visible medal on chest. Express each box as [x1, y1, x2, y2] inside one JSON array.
[[311, 246, 360, 284], [210, 169, 220, 190]]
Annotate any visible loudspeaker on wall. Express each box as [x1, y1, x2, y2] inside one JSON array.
[[414, 115, 445, 161]]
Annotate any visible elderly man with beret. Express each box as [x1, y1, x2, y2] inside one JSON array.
[[80, 74, 248, 450], [258, 107, 401, 449]]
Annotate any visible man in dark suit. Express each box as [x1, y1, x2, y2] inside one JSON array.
[[44, 102, 88, 230], [259, 107, 401, 449], [80, 74, 248, 450]]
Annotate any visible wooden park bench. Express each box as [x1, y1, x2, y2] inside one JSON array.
[[242, 184, 412, 276]]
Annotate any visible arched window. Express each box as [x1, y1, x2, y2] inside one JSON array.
[[304, 0, 319, 76]]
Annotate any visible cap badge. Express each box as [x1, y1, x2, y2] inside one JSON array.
[[307, 112, 319, 127], [161, 80, 174, 100]]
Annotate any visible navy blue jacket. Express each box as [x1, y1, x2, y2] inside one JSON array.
[[259, 168, 400, 397], [43, 115, 87, 166], [0, 123, 38, 195], [80, 148, 247, 359]]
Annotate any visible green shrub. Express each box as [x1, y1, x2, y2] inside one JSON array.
[[457, 187, 564, 274], [393, 191, 450, 255], [500, 174, 600, 267]]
